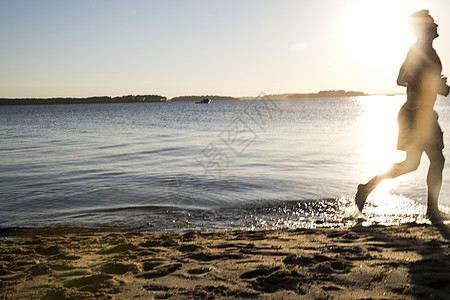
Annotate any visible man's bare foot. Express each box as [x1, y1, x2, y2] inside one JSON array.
[[426, 210, 450, 222], [355, 184, 369, 212]]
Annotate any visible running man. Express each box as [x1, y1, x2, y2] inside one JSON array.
[[355, 10, 450, 220]]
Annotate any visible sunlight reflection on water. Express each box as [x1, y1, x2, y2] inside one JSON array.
[[240, 195, 433, 231], [357, 96, 404, 179], [212, 193, 437, 232], [359, 192, 429, 226]]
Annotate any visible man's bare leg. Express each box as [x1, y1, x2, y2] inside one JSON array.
[[425, 149, 447, 220], [355, 151, 422, 212]]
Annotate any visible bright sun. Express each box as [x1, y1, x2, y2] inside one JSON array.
[[342, 0, 422, 68]]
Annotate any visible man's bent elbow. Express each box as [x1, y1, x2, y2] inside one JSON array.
[[397, 79, 407, 87]]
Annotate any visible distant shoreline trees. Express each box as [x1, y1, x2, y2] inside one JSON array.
[[0, 95, 167, 106], [0, 90, 367, 106], [267, 90, 366, 100]]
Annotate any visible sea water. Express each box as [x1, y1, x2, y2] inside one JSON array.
[[1, 95, 450, 231]]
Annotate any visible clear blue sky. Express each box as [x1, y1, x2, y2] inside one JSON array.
[[1, 0, 450, 98]]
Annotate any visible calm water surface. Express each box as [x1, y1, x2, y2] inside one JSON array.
[[1, 96, 450, 231]]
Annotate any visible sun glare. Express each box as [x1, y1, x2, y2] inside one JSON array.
[[342, 0, 421, 67], [357, 96, 405, 193]]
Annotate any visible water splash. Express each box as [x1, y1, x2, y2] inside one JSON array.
[[216, 194, 435, 231]]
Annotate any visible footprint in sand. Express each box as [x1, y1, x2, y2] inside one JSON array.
[[189, 252, 244, 261], [283, 254, 352, 274], [143, 284, 169, 291], [100, 262, 140, 274], [35, 245, 61, 256], [179, 244, 202, 252], [63, 273, 123, 293], [310, 259, 353, 274], [327, 245, 364, 254], [187, 267, 213, 275], [251, 269, 305, 294], [138, 263, 182, 279], [51, 262, 77, 271], [56, 269, 94, 278], [139, 238, 179, 248], [240, 266, 280, 279], [97, 243, 138, 254], [283, 255, 315, 267], [142, 259, 165, 271], [29, 264, 52, 276]]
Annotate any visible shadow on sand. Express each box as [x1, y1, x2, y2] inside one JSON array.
[[350, 221, 450, 299]]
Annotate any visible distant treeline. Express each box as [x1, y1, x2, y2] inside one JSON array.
[[169, 95, 238, 102], [0, 95, 167, 106], [267, 90, 366, 100], [0, 90, 366, 106]]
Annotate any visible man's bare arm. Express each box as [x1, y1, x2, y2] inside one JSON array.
[[397, 47, 422, 88], [438, 75, 450, 96], [397, 63, 408, 87]]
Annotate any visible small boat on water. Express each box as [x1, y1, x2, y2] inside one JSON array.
[[196, 98, 211, 104]]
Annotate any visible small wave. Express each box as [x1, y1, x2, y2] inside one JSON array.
[[0, 195, 440, 232]]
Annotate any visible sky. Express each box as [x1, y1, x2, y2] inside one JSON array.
[[1, 0, 450, 99]]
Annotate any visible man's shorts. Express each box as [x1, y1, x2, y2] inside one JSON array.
[[397, 103, 444, 152]]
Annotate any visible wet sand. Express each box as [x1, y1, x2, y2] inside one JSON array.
[[1, 223, 449, 299]]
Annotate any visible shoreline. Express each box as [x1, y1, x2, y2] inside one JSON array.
[[0, 90, 371, 106], [1, 223, 449, 299]]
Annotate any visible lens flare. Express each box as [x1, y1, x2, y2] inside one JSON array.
[[342, 0, 421, 68]]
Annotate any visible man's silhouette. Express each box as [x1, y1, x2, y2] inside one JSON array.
[[355, 10, 450, 220]]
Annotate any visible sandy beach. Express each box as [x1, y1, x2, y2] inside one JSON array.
[[1, 223, 449, 299]]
